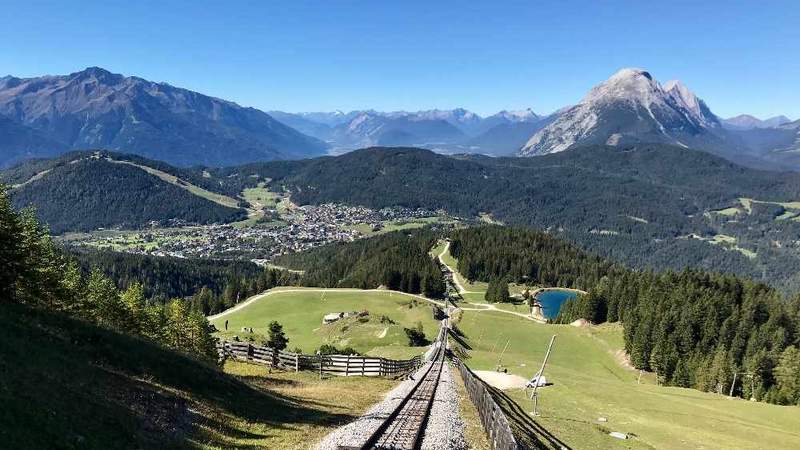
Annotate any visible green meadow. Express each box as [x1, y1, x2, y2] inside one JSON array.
[[209, 289, 442, 359]]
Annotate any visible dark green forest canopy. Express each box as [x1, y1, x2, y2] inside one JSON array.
[[4, 155, 245, 233], [70, 249, 298, 315], [449, 226, 625, 290], [213, 145, 800, 294], [71, 249, 262, 299], [274, 228, 446, 297]]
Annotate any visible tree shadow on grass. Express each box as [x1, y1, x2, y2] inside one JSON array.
[[486, 384, 573, 450]]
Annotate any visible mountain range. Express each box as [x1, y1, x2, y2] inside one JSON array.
[[518, 68, 799, 170], [268, 107, 545, 155], [0, 66, 797, 170], [0, 68, 328, 167], [722, 114, 793, 130]]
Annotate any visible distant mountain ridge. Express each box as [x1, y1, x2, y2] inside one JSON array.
[[270, 107, 545, 155], [723, 114, 793, 130], [0, 67, 328, 167]]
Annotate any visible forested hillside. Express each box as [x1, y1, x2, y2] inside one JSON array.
[[3, 153, 246, 232], [556, 269, 800, 405], [218, 145, 800, 293], [274, 228, 446, 297], [71, 249, 298, 314], [0, 185, 346, 449], [449, 226, 625, 290]]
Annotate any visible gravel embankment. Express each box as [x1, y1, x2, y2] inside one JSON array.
[[314, 361, 433, 450], [314, 361, 466, 450], [420, 363, 467, 450]]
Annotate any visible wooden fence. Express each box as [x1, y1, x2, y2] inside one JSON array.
[[216, 340, 423, 377], [454, 358, 521, 450]]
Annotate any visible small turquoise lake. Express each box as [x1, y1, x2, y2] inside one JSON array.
[[536, 289, 578, 319]]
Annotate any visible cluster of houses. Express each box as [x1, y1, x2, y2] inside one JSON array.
[[72, 203, 442, 261]]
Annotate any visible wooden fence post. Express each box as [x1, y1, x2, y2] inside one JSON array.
[[295, 353, 299, 372], [345, 354, 351, 377]]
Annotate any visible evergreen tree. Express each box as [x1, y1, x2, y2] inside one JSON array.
[[485, 279, 510, 303], [86, 269, 128, 329], [266, 321, 289, 351], [120, 282, 146, 334], [774, 346, 800, 405]]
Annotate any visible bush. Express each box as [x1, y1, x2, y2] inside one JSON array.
[[317, 344, 360, 355], [404, 322, 429, 346]]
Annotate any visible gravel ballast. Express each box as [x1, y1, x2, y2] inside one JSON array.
[[314, 361, 467, 450], [420, 363, 467, 450], [314, 361, 433, 450]]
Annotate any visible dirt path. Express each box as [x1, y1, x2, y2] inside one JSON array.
[[436, 241, 543, 323], [437, 241, 479, 294]]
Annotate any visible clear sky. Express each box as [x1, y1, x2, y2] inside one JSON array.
[[2, 0, 798, 119]]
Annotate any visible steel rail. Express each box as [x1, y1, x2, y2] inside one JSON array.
[[340, 326, 447, 450]]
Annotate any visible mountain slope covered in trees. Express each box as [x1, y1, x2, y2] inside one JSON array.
[[70, 249, 297, 313], [274, 228, 446, 297], [2, 152, 246, 233], [219, 145, 800, 293]]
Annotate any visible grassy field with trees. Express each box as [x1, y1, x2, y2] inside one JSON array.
[[208, 288, 443, 359], [453, 310, 800, 449]]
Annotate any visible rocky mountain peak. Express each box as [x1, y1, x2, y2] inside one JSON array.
[[519, 68, 724, 156]]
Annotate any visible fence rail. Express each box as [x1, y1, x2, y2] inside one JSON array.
[[454, 358, 521, 450], [216, 340, 423, 377]]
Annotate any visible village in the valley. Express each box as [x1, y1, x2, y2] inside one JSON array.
[[61, 201, 453, 262]]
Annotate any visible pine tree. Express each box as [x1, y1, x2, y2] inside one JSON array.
[[485, 279, 510, 303], [266, 321, 289, 351], [774, 346, 800, 405], [165, 298, 191, 350], [120, 282, 146, 333], [86, 269, 128, 328]]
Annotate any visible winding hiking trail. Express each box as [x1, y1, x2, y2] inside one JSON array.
[[436, 241, 544, 323], [209, 241, 547, 323], [436, 241, 478, 295]]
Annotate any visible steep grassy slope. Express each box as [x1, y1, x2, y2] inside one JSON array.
[[0, 303, 395, 449], [456, 313, 800, 450]]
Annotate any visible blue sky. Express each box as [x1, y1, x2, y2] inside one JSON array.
[[2, 0, 798, 119]]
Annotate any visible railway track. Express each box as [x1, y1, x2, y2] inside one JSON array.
[[340, 326, 448, 450]]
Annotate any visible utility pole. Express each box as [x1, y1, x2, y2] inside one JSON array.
[[529, 335, 557, 416], [495, 339, 510, 371], [729, 372, 754, 399]]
